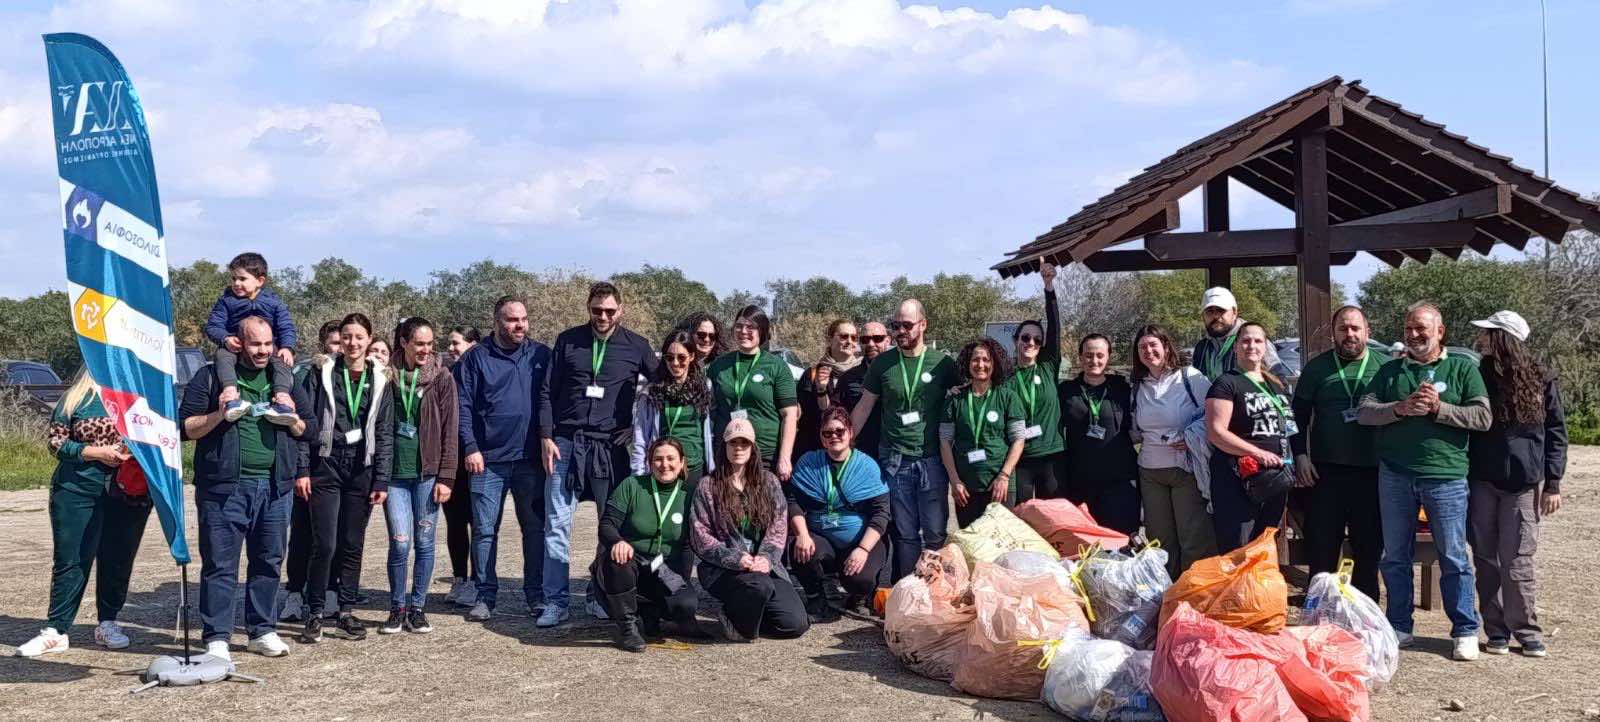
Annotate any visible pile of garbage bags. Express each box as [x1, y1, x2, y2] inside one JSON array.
[[885, 518, 1404, 721]]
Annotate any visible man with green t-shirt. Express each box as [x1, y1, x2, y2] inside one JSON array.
[[850, 298, 959, 581], [1290, 306, 1382, 600], [1358, 302, 1492, 661]]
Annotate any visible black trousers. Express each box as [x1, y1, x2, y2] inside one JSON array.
[[284, 492, 312, 594], [1063, 478, 1143, 537], [1209, 459, 1287, 555], [791, 534, 888, 600], [306, 447, 376, 613], [708, 571, 809, 640], [442, 469, 473, 580], [1299, 462, 1382, 600], [597, 554, 698, 624], [954, 481, 1015, 529], [1012, 457, 1060, 501]]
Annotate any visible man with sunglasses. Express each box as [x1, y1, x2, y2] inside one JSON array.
[[839, 321, 891, 459], [538, 281, 659, 627], [850, 300, 959, 581]]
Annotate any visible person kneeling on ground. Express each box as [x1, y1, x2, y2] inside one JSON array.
[[598, 437, 700, 651], [787, 407, 889, 623], [690, 419, 809, 642]]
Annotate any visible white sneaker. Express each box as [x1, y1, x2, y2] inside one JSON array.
[[95, 621, 130, 650], [206, 639, 232, 662], [279, 591, 305, 623], [15, 628, 69, 657], [585, 598, 610, 620], [1396, 631, 1415, 648], [247, 633, 289, 657], [535, 605, 570, 628], [1453, 636, 1480, 661], [222, 399, 251, 422]]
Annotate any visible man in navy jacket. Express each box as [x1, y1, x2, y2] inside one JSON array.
[[454, 294, 552, 621]]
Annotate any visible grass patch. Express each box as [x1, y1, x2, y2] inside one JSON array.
[[0, 436, 57, 491]]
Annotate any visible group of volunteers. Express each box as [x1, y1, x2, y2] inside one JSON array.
[[15, 250, 1566, 667]]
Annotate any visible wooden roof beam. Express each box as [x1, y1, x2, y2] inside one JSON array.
[[1081, 249, 1358, 273], [1339, 184, 1510, 226], [1145, 219, 1475, 261]]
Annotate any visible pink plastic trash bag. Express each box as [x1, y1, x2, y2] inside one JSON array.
[[1277, 625, 1372, 722], [1015, 498, 1130, 557], [1150, 602, 1305, 722], [884, 545, 973, 682], [951, 561, 1091, 700]]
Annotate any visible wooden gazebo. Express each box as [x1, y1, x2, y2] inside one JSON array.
[[994, 76, 1600, 358]]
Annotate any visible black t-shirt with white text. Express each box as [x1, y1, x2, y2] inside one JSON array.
[[1205, 370, 1292, 454]]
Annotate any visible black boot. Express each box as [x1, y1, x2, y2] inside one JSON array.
[[300, 615, 322, 644], [607, 592, 646, 653], [640, 611, 664, 642]]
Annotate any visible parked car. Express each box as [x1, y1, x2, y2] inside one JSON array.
[[766, 346, 808, 381], [2, 360, 66, 411], [173, 346, 207, 401], [1272, 337, 1394, 389]]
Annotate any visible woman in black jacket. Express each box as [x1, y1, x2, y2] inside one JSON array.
[[1468, 312, 1566, 659], [1056, 334, 1141, 535]]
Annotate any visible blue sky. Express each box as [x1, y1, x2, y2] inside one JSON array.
[[0, 0, 1594, 302]]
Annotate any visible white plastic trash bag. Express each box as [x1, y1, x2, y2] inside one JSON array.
[[1042, 634, 1166, 721], [996, 550, 1072, 593], [1301, 563, 1399, 691], [1079, 546, 1172, 650]]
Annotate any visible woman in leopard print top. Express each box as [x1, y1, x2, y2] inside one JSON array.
[[14, 372, 152, 658]]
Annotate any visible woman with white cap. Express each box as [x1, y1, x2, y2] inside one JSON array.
[[1468, 310, 1566, 659], [689, 418, 809, 641]]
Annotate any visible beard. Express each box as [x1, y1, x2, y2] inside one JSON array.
[[1405, 338, 1436, 358], [1337, 338, 1365, 360], [1206, 318, 1232, 337]]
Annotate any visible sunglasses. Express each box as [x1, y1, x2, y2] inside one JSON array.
[[1018, 333, 1041, 344], [863, 334, 888, 344], [665, 353, 693, 363], [890, 321, 917, 332], [589, 307, 618, 317], [820, 427, 849, 439], [695, 332, 718, 341]]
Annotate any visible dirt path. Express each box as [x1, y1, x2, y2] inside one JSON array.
[[2, 450, 1597, 720]]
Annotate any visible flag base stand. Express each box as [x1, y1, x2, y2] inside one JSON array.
[[120, 564, 264, 694]]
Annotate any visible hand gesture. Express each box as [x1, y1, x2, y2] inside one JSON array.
[[814, 364, 832, 390], [85, 444, 131, 466], [1039, 256, 1057, 288]]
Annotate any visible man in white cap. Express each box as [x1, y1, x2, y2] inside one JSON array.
[[1358, 301, 1491, 661], [1194, 286, 1280, 382], [1466, 309, 1565, 659]]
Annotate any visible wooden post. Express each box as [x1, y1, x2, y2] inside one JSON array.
[[1295, 132, 1333, 357], [1204, 177, 1231, 289]]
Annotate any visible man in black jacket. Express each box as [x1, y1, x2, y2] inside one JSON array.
[[181, 316, 316, 661]]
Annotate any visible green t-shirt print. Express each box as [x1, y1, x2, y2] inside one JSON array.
[[863, 347, 959, 459]]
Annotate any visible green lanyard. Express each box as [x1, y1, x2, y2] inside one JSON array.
[[396, 368, 420, 422], [824, 450, 854, 513], [664, 404, 688, 431], [898, 350, 928, 413], [1081, 384, 1105, 423], [591, 336, 609, 378], [236, 371, 270, 402], [1206, 334, 1238, 378], [732, 350, 762, 408], [1335, 352, 1370, 408], [341, 366, 368, 428], [648, 476, 683, 552], [965, 390, 993, 447], [1241, 373, 1289, 423], [1017, 365, 1041, 419]]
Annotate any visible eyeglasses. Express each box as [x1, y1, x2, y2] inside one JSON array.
[[889, 321, 917, 332], [835, 334, 857, 342], [863, 334, 888, 344], [1018, 333, 1041, 344], [733, 322, 759, 332], [589, 307, 618, 317], [695, 332, 717, 341], [820, 427, 849, 439], [665, 353, 693, 363]]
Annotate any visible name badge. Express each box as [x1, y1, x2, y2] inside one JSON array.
[[1023, 425, 1043, 440], [966, 449, 987, 464], [1086, 424, 1107, 440], [585, 384, 605, 399], [899, 411, 921, 426], [250, 402, 271, 418], [920, 372, 933, 383], [729, 409, 749, 420], [343, 429, 363, 445], [1282, 419, 1300, 436], [1342, 408, 1359, 424], [670, 512, 683, 525], [397, 422, 417, 439], [650, 554, 664, 572], [752, 373, 765, 383]]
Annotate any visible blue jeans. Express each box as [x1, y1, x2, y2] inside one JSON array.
[[470, 460, 545, 611], [385, 477, 439, 611], [196, 476, 292, 642], [880, 450, 950, 582], [545, 433, 626, 609], [1377, 463, 1479, 637]]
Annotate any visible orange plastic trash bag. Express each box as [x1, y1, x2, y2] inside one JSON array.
[[1151, 602, 1306, 722], [951, 561, 1091, 700], [884, 545, 974, 682], [1276, 625, 1372, 722], [1159, 527, 1288, 634], [1014, 499, 1130, 557]]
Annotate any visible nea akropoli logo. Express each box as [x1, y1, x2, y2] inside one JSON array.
[[53, 81, 146, 163]]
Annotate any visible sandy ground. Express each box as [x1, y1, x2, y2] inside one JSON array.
[[1, 451, 1597, 720]]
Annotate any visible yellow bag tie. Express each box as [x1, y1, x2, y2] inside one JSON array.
[[1068, 542, 1100, 623], [1336, 558, 1357, 601], [1018, 638, 1066, 670]]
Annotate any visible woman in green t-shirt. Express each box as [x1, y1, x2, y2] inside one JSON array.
[[633, 329, 714, 481], [1003, 258, 1064, 501], [708, 305, 799, 480], [940, 337, 1028, 529], [598, 437, 700, 652]]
